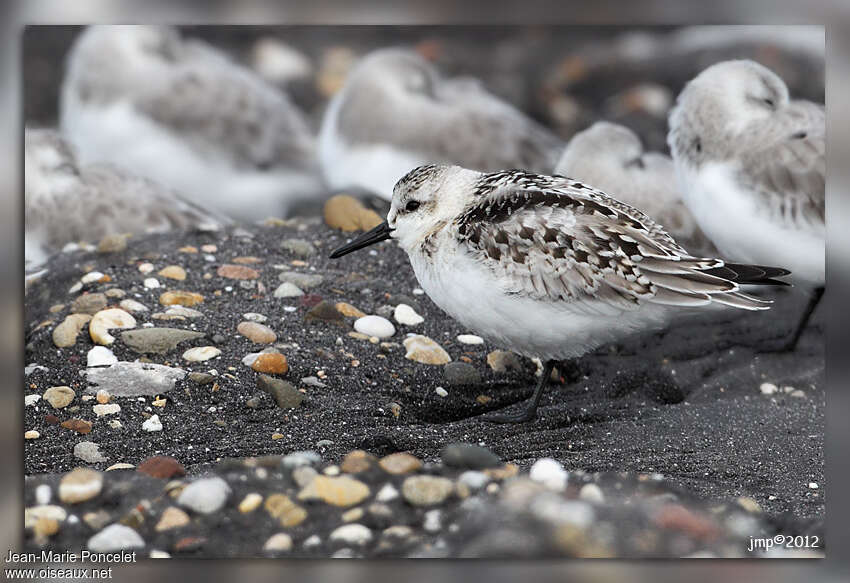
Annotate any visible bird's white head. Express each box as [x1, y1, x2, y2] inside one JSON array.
[[557, 121, 644, 175], [668, 59, 789, 166], [25, 129, 80, 199]]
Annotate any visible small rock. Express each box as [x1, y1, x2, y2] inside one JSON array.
[[71, 293, 108, 315], [443, 362, 481, 385], [441, 443, 501, 469], [579, 483, 605, 503], [142, 415, 163, 432], [89, 308, 137, 346], [34, 484, 52, 505], [81, 271, 108, 283], [297, 475, 371, 507], [354, 315, 395, 338], [24, 430, 40, 439], [43, 386, 75, 409], [159, 291, 204, 307], [188, 372, 215, 385], [282, 451, 321, 468], [393, 304, 424, 326], [379, 452, 423, 475], [529, 458, 568, 492], [237, 321, 277, 344], [264, 494, 308, 527], [457, 334, 485, 345], [335, 302, 366, 318], [144, 278, 161, 289], [435, 387, 448, 397], [93, 404, 121, 417], [324, 195, 383, 232], [137, 456, 186, 479], [25, 505, 66, 529], [402, 475, 454, 506], [25, 394, 41, 406], [273, 282, 305, 298], [809, 482, 819, 489], [122, 328, 205, 355], [278, 272, 324, 289], [292, 466, 318, 488], [182, 346, 222, 362], [242, 312, 268, 323], [329, 523, 373, 546], [760, 382, 778, 395], [487, 350, 523, 372], [239, 493, 263, 513], [62, 419, 93, 435], [138, 263, 154, 274], [305, 301, 345, 324], [458, 471, 490, 492], [263, 533, 293, 552], [178, 477, 231, 514], [95, 389, 110, 404], [155, 506, 191, 532], [158, 266, 187, 281], [87, 524, 145, 553], [403, 335, 451, 365], [217, 264, 260, 280], [376, 483, 399, 502], [87, 361, 186, 396], [340, 450, 378, 474], [52, 314, 93, 347], [257, 375, 303, 408], [342, 507, 364, 522], [87, 346, 117, 368], [105, 463, 135, 471], [73, 441, 107, 463], [423, 510, 442, 533], [251, 353, 289, 374], [280, 238, 316, 258], [97, 234, 129, 253]]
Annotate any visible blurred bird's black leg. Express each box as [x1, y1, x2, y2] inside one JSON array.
[[772, 286, 824, 352], [483, 360, 557, 424]]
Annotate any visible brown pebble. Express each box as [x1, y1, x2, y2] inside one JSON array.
[[44, 414, 60, 425], [340, 450, 378, 474], [304, 301, 344, 324], [60, 419, 93, 434], [159, 291, 204, 306], [232, 256, 262, 264], [237, 321, 277, 344], [379, 452, 423, 475], [217, 264, 260, 280], [335, 302, 366, 318], [97, 233, 129, 253], [251, 353, 289, 374], [173, 536, 206, 552], [137, 456, 187, 479], [158, 265, 187, 281], [324, 195, 383, 232], [178, 246, 198, 254], [264, 494, 308, 527], [71, 293, 108, 315], [52, 314, 93, 347]]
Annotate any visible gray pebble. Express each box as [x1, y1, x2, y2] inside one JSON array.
[[443, 362, 481, 386]]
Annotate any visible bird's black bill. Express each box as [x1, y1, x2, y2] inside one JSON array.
[[329, 221, 394, 258]]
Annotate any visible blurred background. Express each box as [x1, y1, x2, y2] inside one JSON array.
[[3, 1, 850, 582]]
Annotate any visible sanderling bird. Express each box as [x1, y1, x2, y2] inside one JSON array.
[[318, 48, 564, 199], [668, 59, 824, 350], [25, 128, 227, 274], [555, 121, 716, 256], [60, 25, 323, 221], [331, 164, 789, 423]]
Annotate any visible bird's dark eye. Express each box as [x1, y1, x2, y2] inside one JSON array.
[[762, 97, 775, 108], [405, 200, 421, 212], [694, 137, 702, 153]]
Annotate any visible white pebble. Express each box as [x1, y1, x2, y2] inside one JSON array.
[[35, 484, 52, 505], [759, 382, 778, 395], [87, 346, 117, 368], [393, 304, 424, 326], [93, 404, 121, 417], [578, 483, 605, 503], [423, 509, 442, 533], [529, 457, 569, 492], [25, 394, 41, 407], [412, 288, 425, 295], [457, 334, 484, 345], [81, 271, 105, 284], [302, 534, 321, 549], [177, 477, 231, 514], [138, 263, 154, 274], [263, 532, 293, 552], [87, 524, 145, 552], [354, 315, 395, 339], [808, 482, 819, 489], [119, 299, 149, 313], [243, 312, 268, 323], [375, 483, 399, 502], [242, 353, 261, 366], [142, 415, 163, 432], [183, 346, 222, 362], [274, 282, 304, 298], [435, 387, 448, 397], [329, 523, 372, 546], [143, 278, 160, 289]]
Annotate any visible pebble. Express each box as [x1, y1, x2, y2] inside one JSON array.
[[403, 335, 451, 365], [342, 507, 364, 522], [354, 315, 396, 338], [238, 493, 263, 513], [93, 404, 121, 417], [280, 238, 317, 258], [282, 451, 321, 468], [809, 482, 819, 489], [87, 524, 145, 552], [87, 361, 186, 396], [278, 272, 324, 289], [159, 290, 204, 306], [242, 313, 267, 324], [105, 463, 135, 471], [25, 394, 40, 406], [81, 271, 107, 284], [73, 441, 107, 463], [71, 293, 108, 315], [264, 494, 308, 527], [24, 430, 40, 439], [97, 233, 128, 253], [138, 456, 186, 479], [302, 535, 322, 549], [188, 372, 215, 385], [155, 506, 191, 532], [251, 353, 289, 374], [263, 533, 294, 552], [330, 524, 373, 546], [96, 389, 110, 404], [158, 265, 187, 281], [183, 346, 222, 362], [178, 477, 231, 514], [759, 382, 778, 395], [402, 475, 455, 506], [273, 282, 305, 298], [442, 443, 501, 470], [423, 509, 442, 533], [393, 304, 424, 326], [529, 458, 569, 492], [138, 263, 154, 274], [298, 475, 371, 507], [143, 415, 163, 432], [457, 334, 485, 345], [292, 466, 319, 488], [87, 346, 117, 368], [43, 386, 75, 409], [379, 452, 423, 475], [144, 278, 161, 289], [323, 194, 383, 232], [487, 350, 523, 372], [257, 375, 303, 408], [340, 450, 378, 474], [89, 308, 137, 346], [122, 328, 205, 355], [376, 483, 399, 502], [443, 362, 481, 385], [435, 387, 448, 397], [579, 483, 605, 503], [335, 302, 366, 318], [116, 300, 148, 314], [25, 505, 66, 529], [52, 314, 92, 347], [458, 471, 490, 492], [237, 321, 277, 344], [305, 301, 345, 324], [217, 264, 260, 280], [301, 376, 327, 388], [35, 484, 51, 505]]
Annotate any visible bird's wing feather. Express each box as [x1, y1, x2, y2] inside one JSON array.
[[738, 100, 825, 229], [453, 172, 768, 314]]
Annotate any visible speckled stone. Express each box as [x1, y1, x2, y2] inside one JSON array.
[[401, 475, 455, 506], [264, 494, 307, 527], [297, 475, 371, 507], [237, 321, 277, 344], [58, 468, 103, 503], [378, 452, 423, 475]]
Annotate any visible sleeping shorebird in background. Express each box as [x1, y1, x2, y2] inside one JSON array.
[[318, 48, 565, 199], [668, 59, 824, 350], [60, 25, 323, 222], [556, 121, 717, 257], [331, 164, 789, 423], [25, 128, 227, 276]]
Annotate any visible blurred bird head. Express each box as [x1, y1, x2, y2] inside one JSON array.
[[344, 48, 441, 100], [24, 128, 80, 198], [557, 121, 646, 176]]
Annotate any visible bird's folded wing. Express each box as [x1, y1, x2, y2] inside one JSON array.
[[453, 175, 759, 315]]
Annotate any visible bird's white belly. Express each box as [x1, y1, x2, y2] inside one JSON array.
[[680, 162, 824, 285], [409, 248, 669, 361]]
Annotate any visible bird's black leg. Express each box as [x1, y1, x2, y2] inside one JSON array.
[[483, 359, 557, 424], [769, 286, 824, 352]]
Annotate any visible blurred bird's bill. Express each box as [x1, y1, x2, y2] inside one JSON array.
[[330, 221, 394, 258]]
